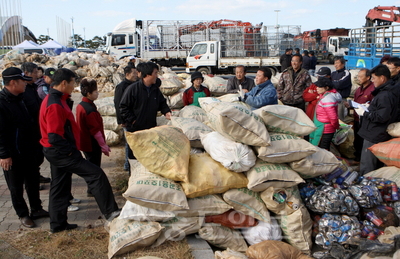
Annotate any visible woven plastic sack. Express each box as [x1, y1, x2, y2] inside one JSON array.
[[201, 132, 256, 172], [369, 138, 400, 168], [332, 123, 352, 145], [181, 153, 248, 198], [178, 105, 208, 123], [174, 194, 232, 217], [246, 240, 313, 259], [241, 218, 282, 246], [215, 248, 249, 259], [105, 130, 120, 146], [199, 99, 270, 147], [165, 88, 185, 109], [171, 117, 213, 148], [102, 116, 120, 131], [254, 133, 317, 163], [223, 188, 271, 223], [119, 201, 175, 222], [260, 186, 303, 216], [289, 147, 341, 178], [203, 75, 228, 94], [246, 159, 304, 192], [199, 225, 248, 252], [95, 96, 116, 116], [365, 166, 400, 186], [387, 122, 400, 137], [125, 126, 190, 182], [123, 172, 189, 211], [108, 219, 163, 259], [253, 105, 316, 136]]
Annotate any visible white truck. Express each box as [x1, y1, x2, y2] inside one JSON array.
[[105, 19, 222, 66], [186, 25, 301, 74]]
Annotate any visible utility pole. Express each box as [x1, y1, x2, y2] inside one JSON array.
[[47, 28, 50, 40], [83, 27, 87, 48], [71, 17, 75, 48], [274, 10, 281, 55]]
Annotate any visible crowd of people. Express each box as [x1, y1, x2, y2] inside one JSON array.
[[1, 52, 400, 233]]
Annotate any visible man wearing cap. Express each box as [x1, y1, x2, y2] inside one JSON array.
[[331, 57, 352, 121], [279, 48, 292, 72], [182, 71, 211, 107], [303, 67, 332, 120], [277, 54, 312, 111], [227, 65, 255, 94], [0, 67, 49, 228], [37, 68, 56, 100]]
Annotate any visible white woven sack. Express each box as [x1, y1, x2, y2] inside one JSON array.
[[119, 200, 175, 222], [241, 218, 282, 245]]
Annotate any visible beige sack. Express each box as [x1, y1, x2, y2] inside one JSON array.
[[246, 240, 313, 259], [126, 126, 190, 182], [108, 219, 163, 259], [200, 100, 270, 147], [174, 194, 232, 217], [246, 159, 304, 192], [260, 186, 303, 216], [365, 166, 400, 186], [199, 225, 248, 252], [165, 89, 184, 109], [179, 105, 208, 123], [278, 207, 313, 254], [215, 248, 249, 259], [253, 105, 316, 136], [123, 172, 189, 211], [102, 116, 120, 131], [289, 147, 341, 178], [152, 216, 204, 247], [387, 122, 400, 137], [223, 188, 271, 223], [119, 201, 175, 222], [181, 153, 248, 198], [95, 97, 116, 116], [254, 133, 317, 163], [105, 130, 120, 146], [203, 75, 228, 94], [171, 117, 213, 148]]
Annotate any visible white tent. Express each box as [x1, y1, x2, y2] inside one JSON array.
[[41, 39, 65, 49], [12, 40, 41, 49]]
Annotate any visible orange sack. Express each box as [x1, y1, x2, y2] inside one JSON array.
[[369, 138, 400, 168]]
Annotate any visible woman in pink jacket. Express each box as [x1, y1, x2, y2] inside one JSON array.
[[309, 77, 342, 150]]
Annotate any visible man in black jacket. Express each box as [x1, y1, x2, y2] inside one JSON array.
[[357, 65, 400, 175], [21, 62, 51, 185], [279, 48, 292, 72], [119, 62, 171, 155], [114, 65, 138, 171], [0, 67, 49, 228], [331, 57, 352, 121]]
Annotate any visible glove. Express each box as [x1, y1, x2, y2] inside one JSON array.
[[230, 97, 240, 102], [237, 89, 245, 99], [94, 131, 111, 156], [354, 107, 365, 117]]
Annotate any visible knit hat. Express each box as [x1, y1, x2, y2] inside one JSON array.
[[44, 68, 56, 79], [2, 67, 32, 81], [191, 71, 204, 83]]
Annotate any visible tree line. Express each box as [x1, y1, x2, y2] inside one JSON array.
[[37, 34, 106, 50]]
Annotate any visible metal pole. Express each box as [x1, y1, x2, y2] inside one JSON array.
[[71, 17, 75, 48], [83, 27, 86, 48], [274, 10, 280, 54]]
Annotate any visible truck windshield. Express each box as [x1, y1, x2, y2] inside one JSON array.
[[189, 43, 207, 57], [339, 38, 350, 48], [111, 34, 126, 46]]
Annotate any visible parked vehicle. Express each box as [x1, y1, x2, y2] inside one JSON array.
[[185, 23, 301, 74], [294, 28, 350, 64]]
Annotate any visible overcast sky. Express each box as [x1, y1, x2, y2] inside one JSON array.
[[21, 0, 400, 40]]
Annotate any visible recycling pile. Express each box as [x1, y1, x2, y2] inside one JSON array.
[[93, 97, 121, 146], [0, 50, 132, 92]]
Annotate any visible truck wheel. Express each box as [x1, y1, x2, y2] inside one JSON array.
[[198, 67, 210, 75]]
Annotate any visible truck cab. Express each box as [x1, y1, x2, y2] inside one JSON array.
[[186, 41, 218, 74], [105, 32, 139, 60]]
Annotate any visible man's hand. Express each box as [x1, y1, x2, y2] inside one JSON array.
[[165, 112, 172, 120], [242, 89, 249, 93], [343, 101, 350, 109], [0, 157, 12, 171], [237, 89, 245, 99], [354, 107, 365, 117]]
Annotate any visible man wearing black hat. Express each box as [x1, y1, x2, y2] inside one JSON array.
[[0, 67, 49, 228], [182, 71, 211, 107], [279, 48, 293, 72]]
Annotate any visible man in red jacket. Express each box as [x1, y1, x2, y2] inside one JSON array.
[[40, 68, 120, 233]]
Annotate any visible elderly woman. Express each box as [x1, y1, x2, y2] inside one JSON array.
[[182, 72, 210, 107]]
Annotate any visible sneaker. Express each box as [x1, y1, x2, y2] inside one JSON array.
[[104, 209, 121, 221], [70, 198, 81, 204], [51, 223, 78, 233], [68, 205, 79, 212], [39, 175, 51, 183]]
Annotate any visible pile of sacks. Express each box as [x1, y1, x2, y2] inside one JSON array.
[[93, 97, 121, 146], [106, 98, 337, 259], [0, 50, 133, 92]]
